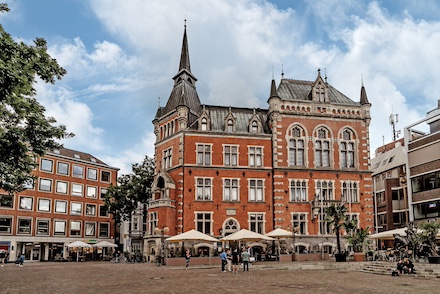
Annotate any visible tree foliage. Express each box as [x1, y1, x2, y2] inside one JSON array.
[[0, 4, 74, 194], [324, 203, 349, 254], [103, 155, 155, 226], [419, 221, 440, 257]]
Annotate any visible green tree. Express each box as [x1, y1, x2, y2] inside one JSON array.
[[104, 155, 155, 238], [324, 202, 349, 254], [419, 222, 440, 257], [0, 5, 73, 194]]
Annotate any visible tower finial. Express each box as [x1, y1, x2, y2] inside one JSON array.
[[324, 68, 327, 83], [272, 66, 274, 80], [361, 74, 364, 87], [184, 19, 186, 29], [158, 97, 160, 108], [281, 63, 284, 79]]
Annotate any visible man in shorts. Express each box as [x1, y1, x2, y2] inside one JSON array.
[[232, 249, 240, 273]]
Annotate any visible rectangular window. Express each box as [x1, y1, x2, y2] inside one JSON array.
[[249, 213, 264, 234], [19, 196, 33, 210], [289, 139, 305, 166], [71, 202, 82, 215], [0, 194, 13, 208], [223, 179, 239, 201], [224, 145, 238, 166], [70, 221, 81, 236], [290, 180, 307, 202], [100, 188, 108, 199], [148, 212, 158, 235], [36, 220, 49, 235], [101, 171, 110, 182], [86, 204, 96, 216], [40, 158, 53, 172], [85, 222, 96, 236], [99, 205, 109, 217], [195, 212, 212, 234], [163, 148, 172, 169], [86, 186, 97, 198], [196, 178, 212, 201], [342, 181, 359, 203], [73, 165, 84, 178], [55, 181, 68, 194], [99, 223, 110, 238], [249, 146, 263, 167], [39, 178, 52, 192], [23, 179, 34, 190], [57, 162, 69, 175], [54, 220, 66, 235], [87, 168, 98, 180], [18, 218, 32, 234], [249, 179, 264, 201], [197, 144, 211, 165], [71, 183, 83, 196], [292, 213, 307, 235], [0, 217, 12, 234], [319, 213, 331, 235], [316, 180, 334, 201], [38, 199, 51, 212], [55, 200, 67, 214]]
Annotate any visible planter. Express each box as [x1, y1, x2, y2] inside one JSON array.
[[335, 253, 346, 262], [428, 256, 440, 264], [353, 252, 365, 262]]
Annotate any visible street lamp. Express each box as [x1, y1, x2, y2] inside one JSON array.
[[154, 226, 169, 265], [315, 189, 324, 260]]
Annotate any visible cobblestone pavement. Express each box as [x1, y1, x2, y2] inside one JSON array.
[[0, 261, 439, 294]]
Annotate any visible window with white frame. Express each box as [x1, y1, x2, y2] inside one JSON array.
[[99, 223, 109, 238], [319, 213, 331, 235], [314, 128, 331, 167], [292, 213, 307, 235], [195, 212, 212, 234], [223, 179, 239, 201], [342, 181, 359, 203], [55, 200, 67, 213], [290, 180, 307, 202], [86, 204, 96, 216], [316, 180, 334, 200], [40, 158, 53, 172], [340, 129, 355, 168], [39, 178, 52, 192], [85, 222, 96, 236], [36, 220, 49, 235], [197, 144, 211, 165], [57, 162, 69, 175], [99, 205, 109, 217], [73, 165, 84, 178], [0, 194, 13, 208], [70, 221, 81, 236], [54, 220, 66, 235], [71, 183, 83, 196], [70, 202, 82, 215], [196, 178, 212, 201], [100, 188, 108, 199], [133, 217, 139, 231], [19, 196, 33, 210], [224, 145, 238, 166], [23, 179, 34, 190], [148, 212, 158, 235], [249, 213, 264, 234], [201, 117, 208, 131], [163, 148, 172, 169], [289, 126, 305, 166], [86, 186, 97, 198], [87, 168, 98, 180], [249, 146, 263, 167], [0, 217, 12, 234], [18, 218, 32, 234], [227, 119, 234, 132], [38, 199, 51, 212], [249, 179, 264, 201], [56, 181, 68, 194], [251, 120, 258, 133], [101, 170, 111, 182]]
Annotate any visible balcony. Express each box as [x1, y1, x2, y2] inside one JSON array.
[[148, 199, 173, 209]]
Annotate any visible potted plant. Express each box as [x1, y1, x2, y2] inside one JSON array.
[[419, 221, 440, 264], [346, 228, 369, 262], [324, 203, 348, 262]]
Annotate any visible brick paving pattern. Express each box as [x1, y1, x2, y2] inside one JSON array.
[[0, 261, 439, 294]]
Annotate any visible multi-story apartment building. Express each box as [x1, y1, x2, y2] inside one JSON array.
[[145, 25, 373, 258], [0, 148, 118, 261], [371, 139, 408, 238], [404, 100, 440, 224]]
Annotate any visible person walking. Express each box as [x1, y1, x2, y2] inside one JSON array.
[[185, 249, 191, 270], [231, 249, 240, 273], [0, 250, 5, 267], [226, 249, 232, 272], [241, 248, 250, 272], [220, 250, 227, 272], [18, 253, 25, 267]]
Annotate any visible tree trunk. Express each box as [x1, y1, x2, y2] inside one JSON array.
[[336, 227, 341, 254]]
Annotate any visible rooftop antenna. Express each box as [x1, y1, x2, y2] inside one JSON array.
[[158, 97, 160, 108], [389, 109, 400, 141], [281, 64, 284, 79], [324, 68, 327, 83], [272, 66, 274, 80]]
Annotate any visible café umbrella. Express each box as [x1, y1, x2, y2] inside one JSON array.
[[266, 228, 293, 256], [68, 241, 92, 262], [93, 241, 118, 258]]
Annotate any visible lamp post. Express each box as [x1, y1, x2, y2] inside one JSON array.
[[154, 226, 169, 265], [320, 193, 324, 260]]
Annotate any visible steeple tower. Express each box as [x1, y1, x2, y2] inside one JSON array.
[[360, 77, 370, 105]]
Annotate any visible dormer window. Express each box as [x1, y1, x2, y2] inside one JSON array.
[[227, 119, 234, 132], [201, 118, 207, 131], [251, 121, 258, 133]]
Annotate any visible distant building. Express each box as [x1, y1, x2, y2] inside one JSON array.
[[145, 24, 373, 260], [0, 148, 118, 261], [405, 100, 440, 224]]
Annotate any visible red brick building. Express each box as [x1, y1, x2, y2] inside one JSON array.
[[0, 148, 118, 261], [145, 25, 373, 257]]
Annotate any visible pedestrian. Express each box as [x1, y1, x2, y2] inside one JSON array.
[[232, 249, 240, 273], [241, 248, 250, 272], [226, 249, 232, 272], [220, 250, 227, 272], [0, 250, 5, 267], [19, 253, 25, 267], [185, 249, 191, 270]]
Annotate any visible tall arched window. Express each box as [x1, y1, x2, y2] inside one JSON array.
[[163, 124, 167, 138], [289, 126, 305, 166], [227, 119, 233, 132], [314, 128, 331, 167], [251, 121, 258, 133], [340, 129, 355, 168], [201, 117, 207, 131]]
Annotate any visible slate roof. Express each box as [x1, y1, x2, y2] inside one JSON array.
[[371, 144, 406, 176], [47, 147, 115, 168]]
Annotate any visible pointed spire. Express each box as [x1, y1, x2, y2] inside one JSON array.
[[281, 64, 284, 79], [360, 76, 370, 105], [270, 78, 279, 98], [179, 19, 191, 73]]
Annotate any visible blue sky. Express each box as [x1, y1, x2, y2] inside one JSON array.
[[2, 0, 440, 175]]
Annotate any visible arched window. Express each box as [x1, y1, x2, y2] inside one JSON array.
[[227, 119, 233, 132], [201, 117, 207, 131], [167, 123, 171, 137], [289, 126, 305, 166], [314, 128, 331, 167], [340, 129, 355, 168], [171, 121, 174, 134], [163, 124, 167, 138], [251, 121, 258, 133]]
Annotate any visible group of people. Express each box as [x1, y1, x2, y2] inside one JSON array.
[[220, 247, 251, 273], [0, 251, 25, 268], [395, 257, 415, 275]]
